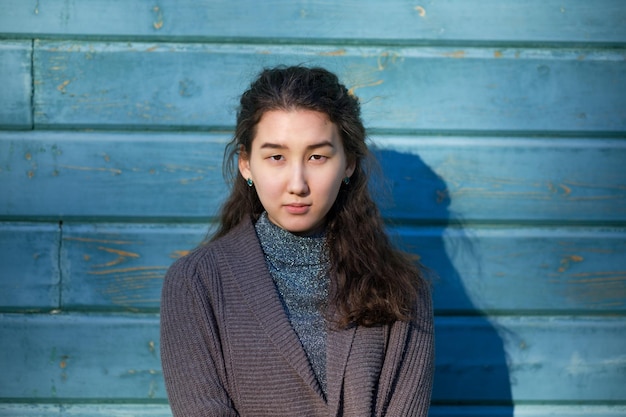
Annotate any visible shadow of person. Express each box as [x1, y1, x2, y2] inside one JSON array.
[[373, 147, 514, 414]]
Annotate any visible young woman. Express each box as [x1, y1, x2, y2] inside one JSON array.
[[160, 66, 434, 416]]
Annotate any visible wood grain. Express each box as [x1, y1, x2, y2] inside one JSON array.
[[0, 222, 60, 310], [33, 41, 626, 132], [53, 223, 626, 313], [1, 404, 625, 417], [1, 0, 624, 45], [2, 132, 625, 223], [0, 313, 623, 402], [0, 41, 32, 129]]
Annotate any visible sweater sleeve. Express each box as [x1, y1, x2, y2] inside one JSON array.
[[160, 251, 239, 417], [379, 285, 435, 417]]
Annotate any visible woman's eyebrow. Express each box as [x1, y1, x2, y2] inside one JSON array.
[[259, 140, 335, 150]]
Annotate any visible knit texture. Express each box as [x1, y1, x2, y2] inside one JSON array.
[[160, 218, 435, 417], [254, 212, 329, 396]]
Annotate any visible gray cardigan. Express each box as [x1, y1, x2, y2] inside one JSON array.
[[160, 219, 434, 417]]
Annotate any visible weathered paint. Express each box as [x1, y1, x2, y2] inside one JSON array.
[[32, 42, 626, 132], [0, 41, 32, 128], [2, 133, 625, 222], [0, 0, 625, 44], [0, 223, 60, 310], [4, 404, 624, 417], [53, 223, 626, 314], [0, 313, 623, 402]]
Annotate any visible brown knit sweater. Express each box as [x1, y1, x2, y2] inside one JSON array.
[[160, 218, 434, 417]]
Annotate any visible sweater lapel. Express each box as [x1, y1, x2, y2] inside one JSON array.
[[217, 219, 325, 399], [326, 302, 387, 417], [326, 321, 357, 416]]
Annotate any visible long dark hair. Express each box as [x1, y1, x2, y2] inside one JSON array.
[[212, 65, 426, 327]]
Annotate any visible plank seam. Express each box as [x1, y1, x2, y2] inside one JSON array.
[[57, 220, 63, 311], [3, 33, 626, 49], [29, 38, 34, 130]]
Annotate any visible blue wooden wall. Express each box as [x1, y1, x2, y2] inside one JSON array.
[[1, 1, 625, 415]]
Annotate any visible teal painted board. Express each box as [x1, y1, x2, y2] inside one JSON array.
[[0, 404, 61, 416], [33, 41, 626, 132], [0, 404, 171, 416], [0, 132, 226, 220], [373, 137, 626, 223], [0, 313, 623, 402], [59, 223, 626, 313], [0, 313, 164, 400], [0, 405, 625, 417], [2, 132, 626, 223], [432, 316, 626, 402], [401, 226, 626, 314], [1, 0, 625, 45], [429, 405, 626, 417], [0, 41, 32, 129], [0, 222, 60, 310], [61, 223, 205, 311]]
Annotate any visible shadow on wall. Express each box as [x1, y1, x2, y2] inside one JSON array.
[[374, 148, 513, 413]]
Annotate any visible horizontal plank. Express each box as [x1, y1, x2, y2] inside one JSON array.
[[33, 41, 626, 132], [1, 404, 625, 417], [61, 223, 204, 311], [0, 404, 171, 416], [430, 405, 626, 417], [0, 222, 60, 310], [0, 314, 623, 402], [0, 41, 32, 129], [56, 223, 626, 313], [1, 132, 625, 223], [0, 132, 226, 220], [0, 313, 165, 400], [401, 226, 626, 313], [433, 316, 626, 402], [374, 137, 626, 223], [0, 0, 624, 45]]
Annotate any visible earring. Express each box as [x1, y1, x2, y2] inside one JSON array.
[[342, 176, 350, 185], [246, 178, 254, 187]]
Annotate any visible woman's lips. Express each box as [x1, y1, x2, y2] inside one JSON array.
[[284, 204, 310, 214]]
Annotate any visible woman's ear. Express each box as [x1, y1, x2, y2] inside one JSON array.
[[238, 150, 251, 181], [345, 159, 356, 178]]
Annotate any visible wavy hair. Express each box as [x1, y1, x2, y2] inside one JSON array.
[[212, 65, 426, 327]]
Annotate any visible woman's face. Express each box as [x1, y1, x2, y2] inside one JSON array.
[[239, 109, 355, 235]]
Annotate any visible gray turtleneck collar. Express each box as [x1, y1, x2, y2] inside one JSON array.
[[254, 212, 329, 397]]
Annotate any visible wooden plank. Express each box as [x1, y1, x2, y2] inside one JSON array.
[[0, 314, 623, 402], [0, 222, 60, 310], [0, 313, 164, 400], [430, 405, 626, 417], [0, 404, 171, 416], [0, 41, 32, 129], [58, 223, 626, 313], [401, 226, 626, 314], [2, 132, 625, 223], [432, 316, 626, 402], [0, 0, 624, 45], [373, 137, 626, 223], [0, 404, 62, 416], [61, 223, 205, 311], [1, 404, 625, 417], [33, 41, 626, 132], [0, 132, 227, 220]]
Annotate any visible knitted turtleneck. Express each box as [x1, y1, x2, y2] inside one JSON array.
[[254, 212, 329, 396]]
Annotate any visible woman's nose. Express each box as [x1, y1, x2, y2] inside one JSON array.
[[286, 165, 309, 195]]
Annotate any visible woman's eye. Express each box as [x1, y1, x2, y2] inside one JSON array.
[[269, 155, 283, 161], [310, 154, 327, 161]]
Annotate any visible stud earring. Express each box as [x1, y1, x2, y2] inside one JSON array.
[[246, 178, 254, 187], [342, 176, 350, 185]]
